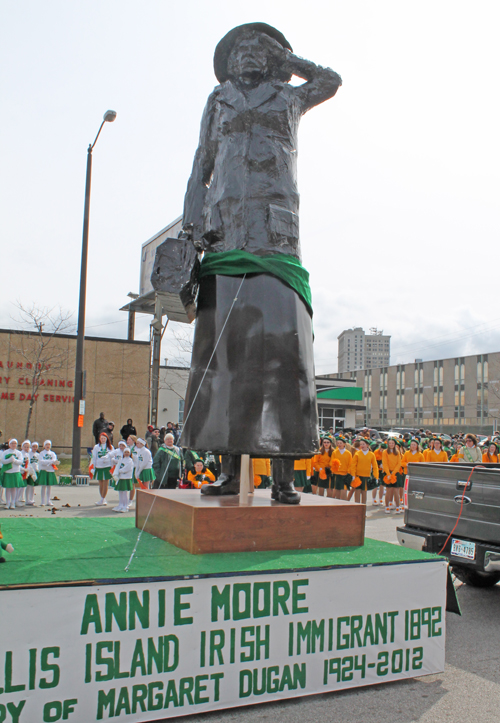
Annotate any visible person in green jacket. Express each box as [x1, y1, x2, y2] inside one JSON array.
[[152, 434, 183, 489]]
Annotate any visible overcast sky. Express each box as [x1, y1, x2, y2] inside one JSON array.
[[2, 0, 499, 374]]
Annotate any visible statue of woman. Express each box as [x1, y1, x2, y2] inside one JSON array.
[[180, 23, 342, 503]]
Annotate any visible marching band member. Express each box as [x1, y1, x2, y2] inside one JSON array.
[[349, 438, 379, 505], [382, 438, 403, 514], [330, 436, 352, 500], [188, 459, 216, 489], [312, 437, 334, 497], [426, 438, 448, 463]]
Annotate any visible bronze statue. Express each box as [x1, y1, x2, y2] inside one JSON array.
[[179, 23, 342, 503]]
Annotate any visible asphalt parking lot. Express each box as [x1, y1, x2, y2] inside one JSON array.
[[2, 485, 499, 722]]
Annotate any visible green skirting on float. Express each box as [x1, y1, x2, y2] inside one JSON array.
[[94, 467, 112, 481], [37, 470, 58, 486]]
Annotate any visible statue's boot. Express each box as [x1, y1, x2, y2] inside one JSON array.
[[201, 455, 240, 496], [271, 458, 301, 505]]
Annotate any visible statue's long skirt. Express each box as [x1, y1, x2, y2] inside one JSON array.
[[180, 273, 319, 457]]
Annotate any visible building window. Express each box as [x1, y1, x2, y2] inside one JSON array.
[[178, 399, 185, 424]]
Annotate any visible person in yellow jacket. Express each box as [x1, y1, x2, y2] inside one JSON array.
[[187, 460, 216, 489], [423, 438, 435, 461], [426, 438, 448, 463], [382, 438, 404, 514], [252, 458, 272, 489], [312, 437, 334, 496], [349, 438, 379, 505], [482, 442, 499, 464], [371, 442, 385, 506], [330, 436, 352, 500], [294, 458, 313, 494]]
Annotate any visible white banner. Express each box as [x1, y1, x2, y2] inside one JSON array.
[[0, 561, 446, 722]]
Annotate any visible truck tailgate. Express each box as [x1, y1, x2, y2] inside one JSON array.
[[406, 462, 500, 545]]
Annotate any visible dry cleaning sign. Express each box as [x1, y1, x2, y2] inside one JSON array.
[[0, 561, 446, 721]]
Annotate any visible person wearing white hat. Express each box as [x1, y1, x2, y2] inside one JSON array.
[[17, 440, 31, 505], [113, 448, 134, 512], [134, 439, 156, 489], [92, 432, 115, 506], [25, 441, 39, 506], [2, 439, 24, 509], [38, 441, 59, 506]]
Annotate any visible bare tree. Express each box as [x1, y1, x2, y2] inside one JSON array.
[[11, 303, 75, 439]]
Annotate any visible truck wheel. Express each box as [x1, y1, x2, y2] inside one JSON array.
[[451, 566, 500, 588]]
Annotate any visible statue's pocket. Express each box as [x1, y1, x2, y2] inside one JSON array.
[[268, 204, 299, 250]]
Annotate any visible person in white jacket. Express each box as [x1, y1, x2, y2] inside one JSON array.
[[92, 432, 115, 506], [113, 448, 134, 512], [38, 440, 59, 506], [134, 439, 156, 489], [17, 440, 31, 505], [25, 441, 39, 506], [2, 439, 24, 509]]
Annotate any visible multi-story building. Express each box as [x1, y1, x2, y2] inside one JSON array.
[[337, 328, 390, 373], [329, 351, 499, 434]]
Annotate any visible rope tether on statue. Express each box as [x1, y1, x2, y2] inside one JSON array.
[[124, 275, 246, 572]]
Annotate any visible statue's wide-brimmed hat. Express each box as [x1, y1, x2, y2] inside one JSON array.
[[214, 22, 293, 83]]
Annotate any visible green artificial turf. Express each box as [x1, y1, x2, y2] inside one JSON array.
[[0, 517, 438, 589]]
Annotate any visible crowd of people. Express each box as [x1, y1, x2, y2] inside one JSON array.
[[2, 416, 497, 514]]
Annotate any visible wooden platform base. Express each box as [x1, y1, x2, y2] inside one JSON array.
[[136, 489, 365, 554]]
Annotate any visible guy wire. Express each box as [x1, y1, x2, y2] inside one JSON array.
[[125, 274, 246, 572]]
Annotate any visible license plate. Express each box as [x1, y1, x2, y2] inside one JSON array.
[[451, 538, 476, 560]]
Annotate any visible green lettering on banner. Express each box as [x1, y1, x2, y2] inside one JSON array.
[[129, 591, 150, 630], [195, 675, 210, 705], [96, 688, 115, 720], [43, 701, 62, 722], [240, 627, 254, 663], [293, 662, 306, 689], [174, 587, 193, 626], [40, 647, 60, 689], [210, 630, 225, 666], [350, 616, 363, 649], [336, 617, 350, 650], [158, 590, 166, 628], [279, 665, 294, 692], [115, 687, 131, 716], [388, 611, 399, 643], [130, 640, 147, 677], [239, 670, 251, 698], [292, 580, 309, 614], [179, 677, 194, 706], [131, 684, 147, 714], [297, 621, 311, 654], [81, 594, 102, 635], [28, 649, 36, 691], [267, 666, 280, 693], [375, 613, 387, 644], [105, 592, 127, 633], [163, 635, 179, 672], [253, 582, 271, 618], [256, 625, 270, 660], [95, 642, 114, 682], [211, 585, 230, 622], [432, 607, 442, 637], [272, 582, 290, 616], [147, 638, 162, 676], [148, 682, 164, 711], [4, 652, 25, 693], [0, 701, 26, 723], [233, 583, 251, 621], [85, 644, 92, 684], [253, 668, 266, 695], [163, 680, 179, 709], [113, 642, 129, 680], [210, 672, 223, 702], [363, 616, 375, 647]]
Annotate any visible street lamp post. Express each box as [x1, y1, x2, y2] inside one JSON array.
[[71, 111, 117, 476]]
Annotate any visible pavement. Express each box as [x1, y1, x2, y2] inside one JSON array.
[[1, 487, 499, 721]]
